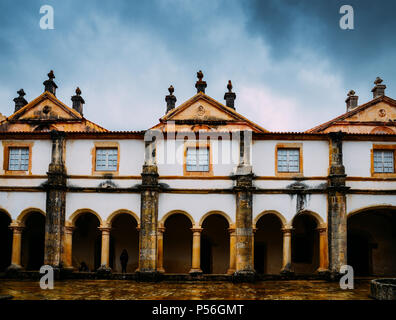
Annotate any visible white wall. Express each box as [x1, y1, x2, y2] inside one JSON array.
[[0, 191, 46, 220], [252, 140, 329, 177]]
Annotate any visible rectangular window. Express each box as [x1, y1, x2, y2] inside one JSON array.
[[95, 148, 118, 171], [8, 147, 29, 171], [186, 147, 209, 172], [277, 148, 300, 173], [373, 150, 394, 173]]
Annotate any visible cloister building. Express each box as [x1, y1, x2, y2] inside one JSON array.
[[0, 71, 395, 279]]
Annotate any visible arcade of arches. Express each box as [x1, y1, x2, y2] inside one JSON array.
[[1, 208, 395, 276]]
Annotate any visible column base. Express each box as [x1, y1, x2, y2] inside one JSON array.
[[136, 270, 162, 282], [189, 268, 203, 276], [232, 270, 256, 283], [326, 271, 345, 282], [6, 264, 23, 275], [227, 268, 236, 275], [316, 268, 330, 277], [280, 263, 294, 276], [96, 265, 112, 275], [157, 267, 165, 273]]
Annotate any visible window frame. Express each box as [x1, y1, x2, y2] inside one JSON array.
[[2, 141, 33, 175], [275, 143, 303, 177], [92, 142, 120, 175], [183, 141, 213, 177], [371, 144, 396, 177]]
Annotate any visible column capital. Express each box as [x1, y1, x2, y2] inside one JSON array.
[[281, 226, 294, 234], [191, 227, 203, 233], [9, 222, 24, 233], [65, 225, 75, 233], [317, 226, 327, 233], [157, 226, 165, 233], [98, 226, 112, 233], [228, 227, 236, 234]]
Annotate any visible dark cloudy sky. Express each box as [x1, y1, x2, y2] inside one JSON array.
[[0, 0, 395, 131]]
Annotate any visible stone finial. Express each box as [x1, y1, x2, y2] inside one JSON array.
[[195, 70, 207, 93], [345, 89, 358, 112], [371, 76, 386, 98], [43, 70, 58, 96], [71, 87, 85, 115], [165, 85, 177, 114], [13, 88, 28, 113], [224, 80, 236, 109]]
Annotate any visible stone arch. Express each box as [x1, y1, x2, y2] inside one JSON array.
[[291, 210, 325, 227], [17, 208, 46, 224], [254, 211, 285, 275], [160, 210, 195, 228], [347, 205, 396, 276], [254, 210, 287, 228], [0, 209, 12, 271], [348, 205, 396, 218], [68, 209, 103, 227], [200, 211, 230, 274], [106, 209, 139, 227], [291, 210, 321, 274], [0, 208, 12, 220], [199, 210, 232, 227]]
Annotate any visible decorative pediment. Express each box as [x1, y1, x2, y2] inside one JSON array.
[[154, 92, 267, 133], [307, 96, 396, 134], [8, 92, 82, 122]]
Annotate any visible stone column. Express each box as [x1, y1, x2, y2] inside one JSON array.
[[44, 130, 67, 270], [8, 223, 24, 271], [327, 132, 349, 279], [138, 132, 160, 280], [189, 227, 203, 274], [63, 225, 74, 269], [281, 225, 293, 274], [157, 226, 165, 273], [317, 225, 329, 273], [98, 226, 111, 273], [233, 130, 255, 281], [252, 227, 257, 267], [227, 226, 236, 274]]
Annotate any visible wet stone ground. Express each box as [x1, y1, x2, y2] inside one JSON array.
[[0, 279, 373, 300]]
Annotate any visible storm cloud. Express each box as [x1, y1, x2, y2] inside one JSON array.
[[0, 0, 395, 131]]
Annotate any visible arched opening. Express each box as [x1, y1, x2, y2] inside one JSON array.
[[348, 207, 396, 276], [21, 212, 45, 270], [254, 214, 283, 274], [291, 213, 319, 274], [163, 213, 192, 273], [0, 211, 12, 271], [201, 214, 229, 274], [110, 213, 139, 273], [72, 212, 101, 272]]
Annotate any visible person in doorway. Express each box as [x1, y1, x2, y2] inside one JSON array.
[[120, 249, 128, 273]]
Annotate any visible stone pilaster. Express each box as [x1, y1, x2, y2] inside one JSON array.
[[7, 222, 24, 271], [97, 226, 112, 273], [280, 225, 293, 274], [63, 225, 74, 269], [327, 131, 349, 280], [44, 130, 67, 270], [317, 225, 329, 273], [227, 226, 236, 274], [138, 133, 160, 280], [233, 130, 255, 282], [157, 226, 165, 273], [189, 227, 203, 274]]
